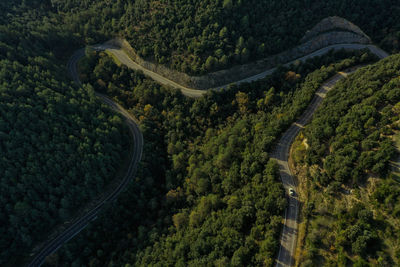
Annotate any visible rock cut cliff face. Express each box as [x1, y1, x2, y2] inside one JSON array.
[[301, 16, 371, 43], [299, 32, 371, 54]]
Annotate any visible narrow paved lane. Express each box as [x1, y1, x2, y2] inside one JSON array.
[[271, 72, 352, 267], [273, 49, 388, 267], [105, 48, 206, 98], [27, 49, 143, 267], [99, 43, 388, 97]]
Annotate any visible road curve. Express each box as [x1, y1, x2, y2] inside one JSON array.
[[272, 52, 388, 266], [27, 49, 143, 267], [95, 43, 388, 98], [99, 41, 387, 266], [27, 40, 389, 266]]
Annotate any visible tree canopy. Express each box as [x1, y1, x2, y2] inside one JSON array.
[[50, 0, 400, 74], [51, 47, 374, 266], [292, 54, 400, 265], [0, 1, 129, 264]]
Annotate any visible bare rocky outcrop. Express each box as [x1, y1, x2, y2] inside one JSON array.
[[301, 16, 371, 43], [107, 17, 372, 90]]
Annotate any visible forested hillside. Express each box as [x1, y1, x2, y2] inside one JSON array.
[[0, 1, 129, 264], [7, 0, 400, 75], [51, 0, 400, 74], [47, 49, 374, 266], [292, 55, 400, 265], [2, 0, 398, 266]]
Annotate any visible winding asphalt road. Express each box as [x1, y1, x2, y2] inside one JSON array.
[[271, 72, 353, 267], [27, 40, 389, 266], [27, 49, 143, 267], [98, 42, 387, 265], [99, 43, 388, 97], [272, 50, 388, 266]]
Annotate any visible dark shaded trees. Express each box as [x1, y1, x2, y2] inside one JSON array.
[[0, 2, 129, 264]]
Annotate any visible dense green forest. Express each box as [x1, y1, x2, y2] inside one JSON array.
[[46, 49, 375, 266], [51, 0, 400, 74], [291, 55, 400, 265], [2, 0, 399, 266], [0, 1, 130, 264]]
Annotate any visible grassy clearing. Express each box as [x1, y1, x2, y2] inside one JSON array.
[[290, 130, 400, 266], [105, 50, 122, 66], [391, 132, 400, 182], [289, 133, 311, 266]]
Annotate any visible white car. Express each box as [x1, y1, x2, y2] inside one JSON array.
[[289, 188, 295, 196]]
